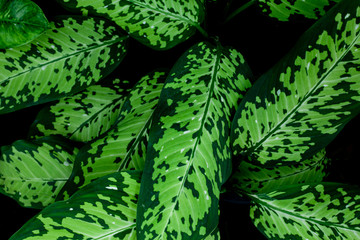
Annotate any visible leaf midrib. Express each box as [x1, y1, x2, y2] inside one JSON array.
[[0, 18, 48, 28], [252, 195, 360, 232], [248, 27, 360, 156]]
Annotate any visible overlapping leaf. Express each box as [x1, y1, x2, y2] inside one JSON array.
[[28, 78, 132, 142], [231, 0, 360, 166], [56, 71, 166, 200], [0, 16, 127, 114], [56, 0, 205, 50], [229, 149, 329, 194], [0, 137, 78, 209], [0, 0, 49, 49], [250, 182, 360, 239], [137, 42, 252, 239], [258, 0, 341, 21], [10, 171, 141, 240]]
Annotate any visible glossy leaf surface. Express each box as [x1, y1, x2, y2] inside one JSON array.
[[56, 0, 205, 50], [231, 0, 360, 166], [57, 71, 166, 200], [250, 182, 360, 239], [0, 137, 78, 209], [0, 16, 127, 114], [230, 149, 329, 194], [29, 78, 132, 142], [258, 0, 341, 21], [10, 171, 141, 240], [0, 0, 49, 49], [137, 42, 252, 239]]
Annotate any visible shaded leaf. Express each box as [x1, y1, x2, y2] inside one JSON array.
[[10, 171, 141, 240], [229, 149, 330, 194], [0, 0, 49, 49], [0, 136, 78, 209], [56, 0, 206, 50], [231, 0, 360, 166], [57, 70, 166, 200], [137, 42, 252, 239], [28, 78, 132, 142], [250, 182, 360, 239], [0, 16, 127, 114]]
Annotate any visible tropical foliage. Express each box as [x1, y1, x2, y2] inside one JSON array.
[[1, 0, 360, 239]]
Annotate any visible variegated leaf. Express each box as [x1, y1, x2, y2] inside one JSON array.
[[0, 136, 78, 209], [137, 42, 252, 239], [56, 71, 166, 200], [28, 78, 132, 142], [0, 0, 49, 49], [229, 149, 330, 194], [56, 0, 205, 50], [250, 182, 360, 239], [0, 16, 127, 114], [10, 171, 141, 240], [204, 228, 220, 240], [231, 0, 360, 166], [258, 0, 341, 21]]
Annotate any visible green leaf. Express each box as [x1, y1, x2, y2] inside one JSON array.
[[0, 136, 78, 209], [137, 42, 252, 239], [0, 0, 49, 49], [229, 149, 330, 194], [258, 0, 341, 21], [28, 78, 132, 142], [231, 0, 360, 166], [0, 16, 128, 114], [56, 0, 206, 50], [250, 182, 360, 239], [10, 171, 141, 240], [56, 70, 166, 200]]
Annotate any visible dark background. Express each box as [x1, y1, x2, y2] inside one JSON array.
[[1, 0, 359, 239]]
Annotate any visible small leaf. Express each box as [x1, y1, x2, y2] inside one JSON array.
[[56, 0, 206, 50], [0, 136, 78, 209], [250, 182, 360, 239], [0, 16, 128, 114], [231, 0, 360, 166], [10, 171, 141, 240], [56, 70, 166, 200], [229, 149, 330, 194], [28, 78, 133, 142], [258, 0, 341, 21], [0, 0, 49, 49], [137, 42, 252, 239]]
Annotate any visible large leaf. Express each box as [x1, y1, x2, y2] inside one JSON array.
[[56, 70, 166, 200], [0, 136, 78, 209], [258, 0, 341, 21], [10, 171, 141, 240], [56, 0, 205, 50], [250, 182, 360, 239], [28, 78, 132, 142], [229, 149, 330, 194], [0, 0, 49, 49], [137, 42, 252, 239], [231, 0, 360, 166], [0, 16, 127, 114]]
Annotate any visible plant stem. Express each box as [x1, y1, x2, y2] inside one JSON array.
[[224, 0, 257, 23], [195, 24, 209, 38]]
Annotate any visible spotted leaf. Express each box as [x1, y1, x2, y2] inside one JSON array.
[[258, 0, 341, 21], [10, 171, 141, 240], [0, 16, 128, 114], [0, 0, 49, 49], [56, 0, 205, 50], [0, 136, 78, 209], [231, 0, 360, 166], [28, 78, 132, 142], [137, 42, 252, 239], [229, 149, 330, 194], [56, 71, 166, 200], [250, 182, 360, 239]]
